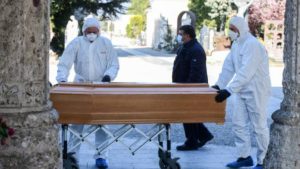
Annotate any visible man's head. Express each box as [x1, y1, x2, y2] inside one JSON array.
[[228, 16, 249, 41], [82, 17, 100, 42], [178, 25, 196, 44]]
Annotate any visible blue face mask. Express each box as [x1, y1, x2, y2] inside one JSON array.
[[176, 35, 183, 43]]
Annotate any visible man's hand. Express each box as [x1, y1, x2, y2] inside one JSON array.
[[102, 75, 111, 82], [215, 89, 231, 103], [211, 85, 220, 90]]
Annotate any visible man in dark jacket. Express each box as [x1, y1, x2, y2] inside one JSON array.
[[173, 25, 213, 151]]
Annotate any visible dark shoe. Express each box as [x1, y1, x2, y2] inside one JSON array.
[[198, 135, 214, 148], [226, 156, 254, 168], [253, 164, 263, 169], [176, 143, 199, 151], [95, 158, 108, 169]]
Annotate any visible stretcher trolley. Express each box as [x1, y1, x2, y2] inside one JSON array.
[[50, 83, 226, 169]]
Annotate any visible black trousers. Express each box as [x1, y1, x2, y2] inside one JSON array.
[[183, 123, 213, 146]]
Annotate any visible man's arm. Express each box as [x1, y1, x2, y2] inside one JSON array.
[[226, 41, 264, 93], [56, 38, 79, 83], [216, 51, 235, 89], [103, 39, 119, 81]]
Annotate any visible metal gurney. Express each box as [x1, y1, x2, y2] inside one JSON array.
[[50, 83, 226, 169]]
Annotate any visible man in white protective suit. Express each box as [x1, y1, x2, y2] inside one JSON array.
[[56, 17, 119, 169], [212, 16, 271, 169]]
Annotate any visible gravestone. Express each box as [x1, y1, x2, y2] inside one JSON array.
[[264, 20, 284, 62]]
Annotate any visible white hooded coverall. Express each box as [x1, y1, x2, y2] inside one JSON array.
[[216, 16, 271, 164], [56, 17, 119, 159]]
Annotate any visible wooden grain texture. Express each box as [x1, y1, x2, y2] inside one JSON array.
[[50, 83, 225, 124]]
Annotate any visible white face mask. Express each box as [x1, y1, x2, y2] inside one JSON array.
[[176, 35, 183, 43], [86, 33, 98, 42], [228, 30, 239, 41]]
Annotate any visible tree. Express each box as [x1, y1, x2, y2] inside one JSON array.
[[50, 0, 129, 55], [204, 0, 234, 32], [188, 0, 212, 29], [188, 0, 234, 32], [248, 0, 286, 36], [127, 0, 150, 17], [163, 23, 176, 51], [126, 0, 150, 39], [126, 15, 144, 39]]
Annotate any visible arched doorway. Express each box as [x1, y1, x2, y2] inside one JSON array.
[[176, 11, 196, 33]]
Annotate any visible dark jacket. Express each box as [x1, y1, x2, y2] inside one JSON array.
[[172, 39, 208, 83]]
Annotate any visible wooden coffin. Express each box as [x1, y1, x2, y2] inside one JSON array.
[[50, 83, 225, 124]]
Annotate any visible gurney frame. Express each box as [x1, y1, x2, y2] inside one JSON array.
[[50, 83, 225, 169], [61, 123, 180, 169]]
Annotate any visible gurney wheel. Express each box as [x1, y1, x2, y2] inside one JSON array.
[[159, 159, 165, 169], [159, 159, 181, 169], [168, 162, 180, 169], [159, 159, 167, 169], [63, 152, 79, 169]]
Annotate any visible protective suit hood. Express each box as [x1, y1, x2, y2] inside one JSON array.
[[229, 16, 249, 39], [82, 17, 100, 33]]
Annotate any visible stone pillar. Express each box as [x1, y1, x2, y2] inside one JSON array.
[[264, 0, 300, 169], [0, 0, 61, 168]]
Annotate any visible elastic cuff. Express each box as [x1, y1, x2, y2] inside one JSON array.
[[225, 87, 233, 94]]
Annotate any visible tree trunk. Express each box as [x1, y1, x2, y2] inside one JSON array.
[[264, 0, 300, 168], [0, 0, 61, 168]]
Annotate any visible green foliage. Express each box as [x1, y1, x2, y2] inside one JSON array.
[[126, 15, 144, 39], [126, 0, 150, 39], [189, 0, 233, 32], [224, 17, 230, 36], [127, 0, 150, 16], [188, 0, 211, 29], [50, 0, 129, 56], [162, 23, 174, 51], [203, 19, 217, 28], [204, 0, 233, 32], [102, 21, 109, 31]]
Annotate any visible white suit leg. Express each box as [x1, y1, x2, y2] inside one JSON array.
[[245, 95, 269, 164], [232, 94, 252, 158], [85, 125, 109, 159], [68, 125, 84, 154]]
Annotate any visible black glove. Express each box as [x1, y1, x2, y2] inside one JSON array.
[[211, 85, 220, 90], [102, 75, 111, 82], [215, 89, 231, 103]]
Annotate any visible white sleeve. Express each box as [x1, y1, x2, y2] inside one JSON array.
[[56, 38, 79, 83], [227, 41, 263, 93], [216, 51, 235, 89], [103, 40, 119, 80]]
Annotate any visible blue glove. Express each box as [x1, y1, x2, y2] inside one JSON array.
[[215, 89, 231, 103]]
